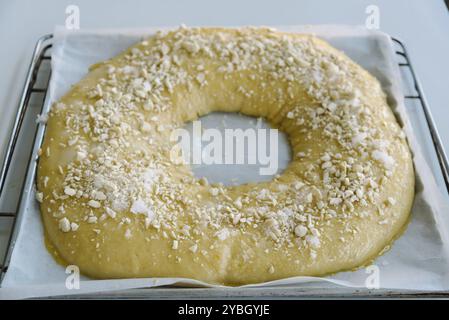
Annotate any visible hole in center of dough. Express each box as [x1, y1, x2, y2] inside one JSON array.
[[181, 112, 292, 186]]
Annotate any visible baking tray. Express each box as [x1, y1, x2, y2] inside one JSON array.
[[1, 34, 449, 298]]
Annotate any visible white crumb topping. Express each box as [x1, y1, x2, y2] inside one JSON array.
[[36, 113, 49, 124], [294, 225, 308, 238], [372, 150, 395, 170], [64, 187, 76, 196], [215, 228, 230, 241], [59, 217, 71, 232], [88, 200, 101, 208], [70, 222, 79, 231], [36, 192, 43, 203]]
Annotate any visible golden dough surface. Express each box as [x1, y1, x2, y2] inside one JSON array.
[[36, 27, 414, 285]]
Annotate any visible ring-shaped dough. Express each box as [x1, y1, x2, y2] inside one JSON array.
[[37, 27, 414, 285]]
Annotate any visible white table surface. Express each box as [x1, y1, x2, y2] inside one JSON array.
[[0, 0, 448, 260]]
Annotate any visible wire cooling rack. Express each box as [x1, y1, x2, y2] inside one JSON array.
[[0, 34, 52, 282], [0, 34, 448, 298]]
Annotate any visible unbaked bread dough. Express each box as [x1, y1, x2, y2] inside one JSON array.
[[36, 27, 414, 285]]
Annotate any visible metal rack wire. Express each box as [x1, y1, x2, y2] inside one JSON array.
[[392, 38, 449, 194], [0, 34, 53, 281], [0, 34, 448, 297]]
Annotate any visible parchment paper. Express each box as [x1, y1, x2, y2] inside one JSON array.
[[1, 25, 449, 299]]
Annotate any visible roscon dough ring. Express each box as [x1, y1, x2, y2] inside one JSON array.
[[36, 27, 414, 285]]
